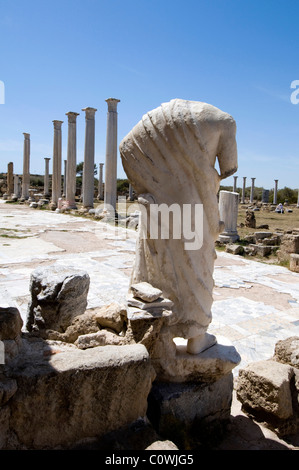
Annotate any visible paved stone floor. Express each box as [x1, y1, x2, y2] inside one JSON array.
[[1, 200, 299, 376], [1, 200, 299, 450]]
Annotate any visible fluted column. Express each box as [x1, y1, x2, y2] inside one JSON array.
[[21, 133, 30, 200], [44, 157, 50, 197], [250, 178, 255, 203], [51, 120, 63, 209], [242, 177, 246, 204], [274, 179, 278, 205], [82, 107, 97, 209], [104, 98, 120, 211], [98, 163, 104, 200], [233, 175, 238, 193], [65, 111, 79, 209]]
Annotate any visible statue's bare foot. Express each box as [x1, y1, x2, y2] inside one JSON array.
[[187, 333, 217, 355]]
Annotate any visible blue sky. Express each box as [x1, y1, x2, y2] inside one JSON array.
[[0, 0, 299, 191]]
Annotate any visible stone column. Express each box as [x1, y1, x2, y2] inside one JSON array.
[[7, 162, 14, 198], [218, 190, 239, 243], [65, 111, 79, 209], [44, 157, 50, 197], [250, 178, 255, 203], [21, 133, 30, 200], [82, 107, 97, 209], [51, 120, 63, 209], [233, 175, 238, 193], [63, 160, 67, 197], [97, 163, 104, 200], [241, 177, 246, 204], [12, 174, 20, 200], [274, 179, 278, 205], [104, 98, 120, 211], [128, 183, 133, 201]]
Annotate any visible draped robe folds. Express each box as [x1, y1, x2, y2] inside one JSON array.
[[120, 99, 238, 340]]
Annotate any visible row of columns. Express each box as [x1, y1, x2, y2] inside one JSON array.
[[13, 98, 120, 211], [233, 176, 280, 205]]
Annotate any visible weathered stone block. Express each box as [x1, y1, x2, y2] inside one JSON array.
[[225, 244, 244, 255], [290, 254, 299, 273], [1, 341, 155, 449], [236, 360, 297, 435], [274, 336, 299, 368], [26, 265, 90, 333], [147, 373, 234, 448]]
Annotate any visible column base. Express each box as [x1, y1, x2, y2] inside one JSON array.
[[218, 232, 239, 243]]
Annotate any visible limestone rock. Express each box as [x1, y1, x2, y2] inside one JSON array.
[[236, 360, 294, 421], [94, 302, 127, 334], [46, 311, 99, 343], [1, 340, 155, 449], [145, 440, 179, 450], [0, 307, 23, 340], [26, 265, 90, 333], [130, 282, 163, 303], [225, 244, 244, 255], [273, 336, 299, 368], [75, 330, 125, 349]]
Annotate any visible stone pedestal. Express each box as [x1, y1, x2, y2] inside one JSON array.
[[218, 190, 239, 243], [97, 163, 104, 200], [104, 98, 120, 211], [21, 133, 30, 200], [50, 121, 63, 210], [148, 373, 234, 449], [44, 158, 50, 197], [82, 107, 97, 210]]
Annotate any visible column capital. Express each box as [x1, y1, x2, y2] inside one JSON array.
[[82, 107, 97, 119], [99, 162, 104, 167], [105, 98, 120, 112], [66, 111, 80, 123], [23, 133, 30, 139], [44, 157, 51, 161], [274, 179, 279, 183], [251, 177, 256, 181], [53, 120, 63, 129]]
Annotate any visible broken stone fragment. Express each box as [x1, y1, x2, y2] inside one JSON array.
[[75, 330, 125, 349], [94, 302, 127, 334], [127, 294, 173, 311], [26, 265, 90, 333], [130, 282, 163, 303]]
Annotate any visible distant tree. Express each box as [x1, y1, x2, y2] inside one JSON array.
[[76, 162, 97, 176]]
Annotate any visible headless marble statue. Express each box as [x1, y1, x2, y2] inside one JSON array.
[[120, 99, 237, 354]]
